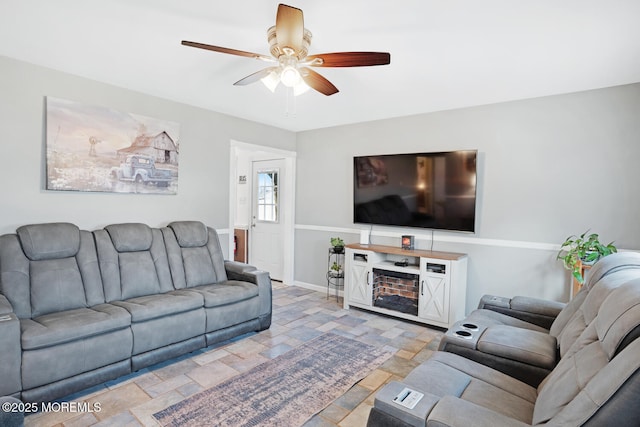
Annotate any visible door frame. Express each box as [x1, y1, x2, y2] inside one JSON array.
[[229, 140, 296, 285]]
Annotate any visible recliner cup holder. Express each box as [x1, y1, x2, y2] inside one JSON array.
[[462, 323, 479, 331], [455, 330, 473, 339]]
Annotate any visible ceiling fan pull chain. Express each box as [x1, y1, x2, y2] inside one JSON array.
[[285, 87, 297, 118]]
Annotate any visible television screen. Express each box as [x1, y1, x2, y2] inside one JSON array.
[[353, 150, 477, 233]]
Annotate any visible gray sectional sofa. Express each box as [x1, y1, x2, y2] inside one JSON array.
[[368, 252, 640, 426], [0, 220, 271, 404]]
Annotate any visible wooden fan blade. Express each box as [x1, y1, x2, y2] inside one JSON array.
[[300, 67, 339, 96], [276, 4, 304, 53], [306, 52, 391, 67], [234, 67, 279, 86], [182, 40, 271, 61]]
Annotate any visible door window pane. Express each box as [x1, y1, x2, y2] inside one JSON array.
[[257, 170, 279, 222]]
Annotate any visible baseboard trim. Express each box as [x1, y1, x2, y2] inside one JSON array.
[[294, 280, 344, 298]]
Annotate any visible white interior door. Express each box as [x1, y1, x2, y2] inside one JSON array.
[[251, 159, 285, 280]]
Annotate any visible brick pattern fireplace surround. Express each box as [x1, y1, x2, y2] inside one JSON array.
[[372, 268, 419, 316]]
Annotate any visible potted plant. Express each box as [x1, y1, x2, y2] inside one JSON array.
[[330, 237, 345, 253], [330, 261, 343, 277], [557, 231, 617, 284]]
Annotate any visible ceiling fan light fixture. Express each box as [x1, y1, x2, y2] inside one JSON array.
[[293, 80, 310, 96], [280, 65, 301, 87], [261, 70, 280, 93]]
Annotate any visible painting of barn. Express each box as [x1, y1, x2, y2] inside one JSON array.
[[117, 131, 179, 165], [46, 96, 180, 194]]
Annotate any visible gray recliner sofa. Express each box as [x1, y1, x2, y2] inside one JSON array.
[[368, 276, 640, 426], [0, 220, 271, 404], [437, 252, 640, 386]]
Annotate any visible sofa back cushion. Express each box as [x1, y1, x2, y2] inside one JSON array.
[[0, 223, 104, 318], [169, 221, 209, 248], [551, 252, 640, 357], [556, 267, 640, 358], [163, 221, 227, 289], [104, 222, 153, 252], [96, 223, 173, 301], [533, 281, 640, 424], [29, 258, 86, 318], [18, 222, 80, 260]]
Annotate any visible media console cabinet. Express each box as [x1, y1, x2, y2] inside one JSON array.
[[344, 243, 468, 329]]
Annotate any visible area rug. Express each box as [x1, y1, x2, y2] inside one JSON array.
[[153, 332, 394, 426]]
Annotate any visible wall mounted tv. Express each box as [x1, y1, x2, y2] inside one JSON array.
[[353, 150, 478, 233]]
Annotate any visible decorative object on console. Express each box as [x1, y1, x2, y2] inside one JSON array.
[[401, 235, 414, 250], [557, 230, 617, 284], [181, 4, 390, 97]]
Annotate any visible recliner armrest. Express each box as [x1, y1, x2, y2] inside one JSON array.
[[224, 260, 258, 276], [0, 396, 24, 427], [477, 294, 565, 330], [0, 294, 14, 316], [510, 296, 564, 318], [0, 296, 21, 396], [427, 395, 530, 427], [224, 262, 272, 329], [477, 295, 512, 310]]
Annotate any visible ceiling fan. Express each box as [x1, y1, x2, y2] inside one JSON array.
[[182, 3, 391, 96]]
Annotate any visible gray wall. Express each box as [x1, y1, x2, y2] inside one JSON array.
[[2, 54, 638, 312], [0, 55, 296, 251], [294, 83, 640, 311]]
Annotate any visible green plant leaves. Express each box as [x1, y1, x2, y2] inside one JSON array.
[[557, 230, 618, 283]]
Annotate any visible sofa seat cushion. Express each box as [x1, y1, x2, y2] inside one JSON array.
[[21, 304, 131, 350], [408, 352, 537, 424], [477, 325, 558, 369], [188, 281, 259, 308], [424, 352, 538, 403], [112, 290, 203, 323]]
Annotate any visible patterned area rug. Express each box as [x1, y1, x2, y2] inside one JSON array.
[[154, 332, 394, 426]]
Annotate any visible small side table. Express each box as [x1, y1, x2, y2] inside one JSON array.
[[326, 247, 345, 302]]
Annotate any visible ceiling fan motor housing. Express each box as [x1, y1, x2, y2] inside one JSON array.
[[268, 25, 312, 60]]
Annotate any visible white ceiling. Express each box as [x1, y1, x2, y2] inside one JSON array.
[[1, 1, 639, 132]]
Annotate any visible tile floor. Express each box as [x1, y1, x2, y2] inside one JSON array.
[[24, 283, 443, 427]]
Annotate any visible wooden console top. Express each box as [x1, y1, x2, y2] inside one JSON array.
[[346, 243, 467, 261]]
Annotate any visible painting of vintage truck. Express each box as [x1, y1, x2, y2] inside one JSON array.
[[110, 155, 172, 186], [46, 97, 180, 194]]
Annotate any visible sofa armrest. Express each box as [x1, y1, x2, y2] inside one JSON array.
[[0, 396, 24, 427], [0, 295, 22, 396], [427, 395, 529, 427], [477, 294, 565, 330], [0, 294, 14, 316], [510, 296, 564, 318], [224, 260, 258, 276], [224, 263, 272, 329]]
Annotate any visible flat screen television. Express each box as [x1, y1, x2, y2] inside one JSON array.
[[353, 150, 478, 233]]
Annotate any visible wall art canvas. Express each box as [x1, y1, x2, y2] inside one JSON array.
[[46, 97, 180, 194]]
